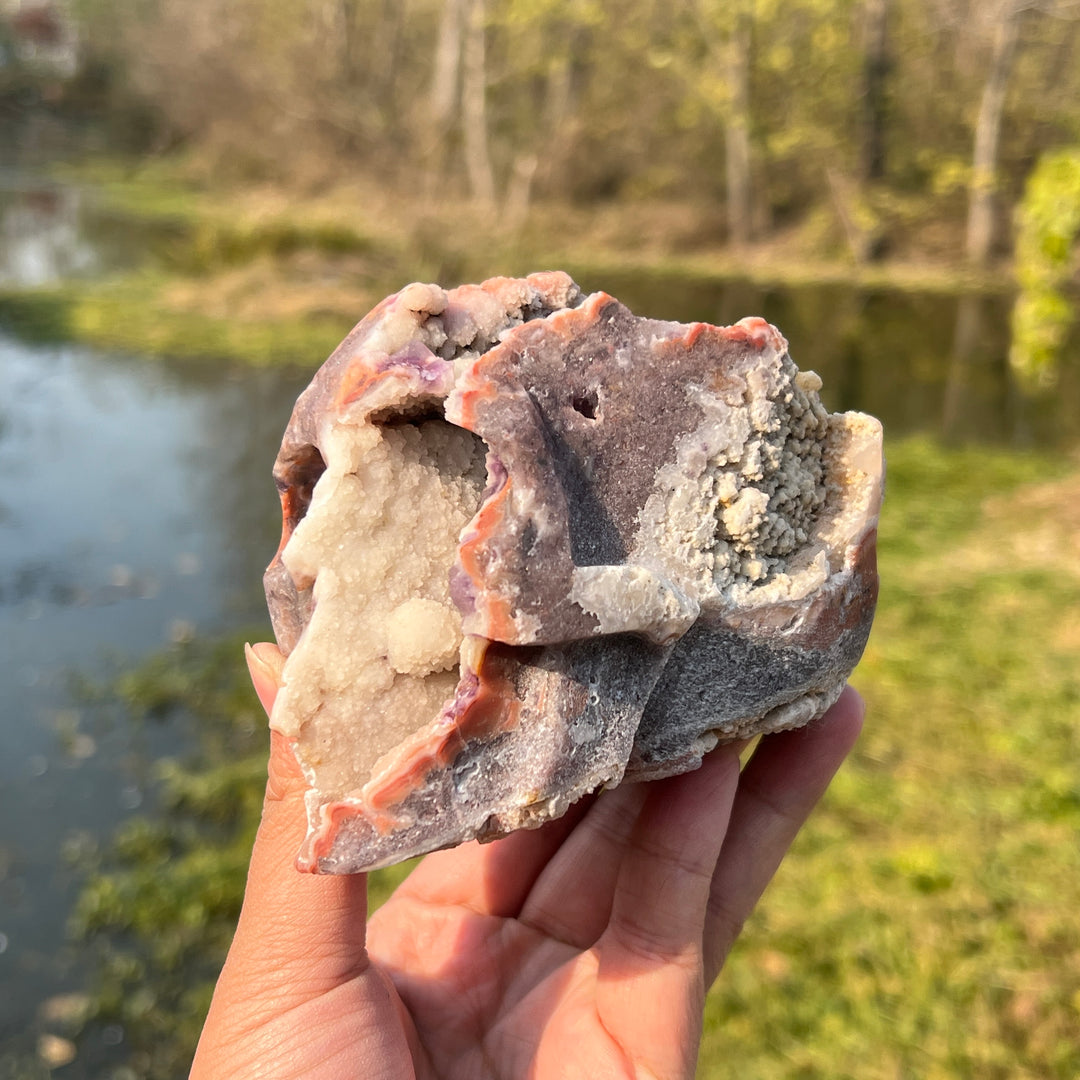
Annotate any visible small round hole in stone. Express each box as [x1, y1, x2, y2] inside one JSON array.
[[571, 390, 599, 419]]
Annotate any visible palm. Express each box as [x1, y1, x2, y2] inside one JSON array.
[[374, 904, 689, 1079], [192, 644, 863, 1080], [367, 775, 716, 1080]]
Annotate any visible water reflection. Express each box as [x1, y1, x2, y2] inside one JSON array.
[[0, 183, 99, 286], [586, 270, 1078, 449], [0, 334, 310, 1069], [941, 292, 1032, 446], [0, 175, 168, 289]]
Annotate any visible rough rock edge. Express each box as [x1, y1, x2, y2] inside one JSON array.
[[264, 272, 883, 873]]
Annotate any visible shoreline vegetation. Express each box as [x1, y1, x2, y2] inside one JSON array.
[[0, 158, 1017, 369]]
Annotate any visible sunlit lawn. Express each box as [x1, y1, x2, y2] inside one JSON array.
[[699, 439, 1080, 1078], [72, 438, 1080, 1078]]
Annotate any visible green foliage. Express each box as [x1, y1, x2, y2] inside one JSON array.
[[0, 275, 351, 367], [1011, 148, 1080, 387], [70, 636, 267, 1077]]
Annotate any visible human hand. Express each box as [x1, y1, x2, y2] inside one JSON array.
[[191, 641, 863, 1080]]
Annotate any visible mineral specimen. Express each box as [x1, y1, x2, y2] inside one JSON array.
[[264, 272, 883, 873]]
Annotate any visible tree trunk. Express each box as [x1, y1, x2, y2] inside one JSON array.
[[858, 0, 889, 184], [724, 4, 752, 246], [462, 0, 496, 205], [430, 0, 464, 127], [966, 2, 1021, 267], [538, 50, 575, 186], [943, 292, 984, 440], [508, 17, 589, 224], [425, 0, 465, 191], [371, 0, 405, 111], [504, 151, 539, 230], [337, 0, 360, 86]]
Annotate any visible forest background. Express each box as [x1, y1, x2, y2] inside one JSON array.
[[49, 0, 1080, 266], [2, 0, 1080, 370], [3, 0, 1079, 377]]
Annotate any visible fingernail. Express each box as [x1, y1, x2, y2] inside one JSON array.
[[245, 642, 283, 717], [248, 641, 283, 673], [246, 641, 269, 674]]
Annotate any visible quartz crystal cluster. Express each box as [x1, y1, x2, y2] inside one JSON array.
[[264, 272, 883, 873]]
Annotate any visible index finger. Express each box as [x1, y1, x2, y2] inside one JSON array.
[[703, 685, 865, 983]]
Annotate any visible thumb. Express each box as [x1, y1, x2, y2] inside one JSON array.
[[192, 647, 377, 1074], [246, 641, 314, 805], [221, 645, 371, 999]]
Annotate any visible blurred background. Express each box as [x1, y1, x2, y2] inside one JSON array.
[[0, 0, 1078, 1077]]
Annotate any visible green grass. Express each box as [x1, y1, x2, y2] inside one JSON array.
[[53, 158, 382, 264], [699, 439, 1080, 1079], [68, 438, 1080, 1078]]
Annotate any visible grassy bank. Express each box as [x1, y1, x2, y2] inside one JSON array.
[[66, 437, 1080, 1078], [0, 274, 351, 368], [0, 160, 1014, 368], [702, 439, 1080, 1078]]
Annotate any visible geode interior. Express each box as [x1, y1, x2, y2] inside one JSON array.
[[264, 272, 883, 873]]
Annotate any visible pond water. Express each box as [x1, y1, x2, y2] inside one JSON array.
[[0, 187, 1077, 1075], [0, 176, 150, 288], [0, 338, 310, 1073], [588, 269, 1079, 449]]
